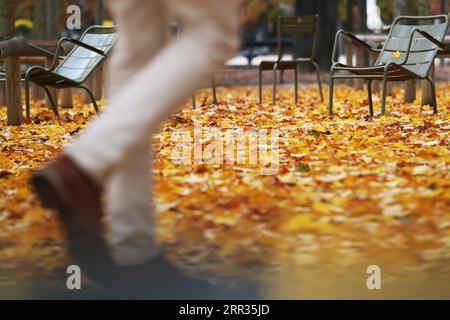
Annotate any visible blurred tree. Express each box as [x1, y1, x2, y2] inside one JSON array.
[[240, 0, 294, 42], [33, 0, 47, 39], [439, 0, 449, 13], [418, 0, 431, 15], [15, 0, 33, 20], [393, 0, 419, 102], [394, 0, 431, 102], [0, 0, 22, 125], [240, 0, 294, 27], [345, 0, 355, 31], [393, 0, 417, 17], [358, 0, 367, 32], [340, 0, 397, 31], [96, 0, 105, 25], [377, 0, 394, 22], [46, 0, 58, 39], [295, 0, 340, 69], [0, 0, 16, 38]]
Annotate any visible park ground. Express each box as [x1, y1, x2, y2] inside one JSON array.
[[0, 83, 449, 299]]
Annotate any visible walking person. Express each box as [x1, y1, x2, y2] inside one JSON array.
[[32, 0, 242, 298]]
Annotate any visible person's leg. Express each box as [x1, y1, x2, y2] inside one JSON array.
[[105, 0, 169, 97], [64, 0, 239, 266], [105, 140, 158, 266], [94, 0, 169, 266], [33, 0, 167, 272], [65, 0, 240, 183]]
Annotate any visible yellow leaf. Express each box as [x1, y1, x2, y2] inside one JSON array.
[[312, 202, 334, 215], [392, 51, 402, 59], [282, 215, 337, 234]]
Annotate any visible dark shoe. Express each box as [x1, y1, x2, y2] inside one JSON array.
[[114, 254, 261, 299], [31, 154, 119, 287], [32, 155, 261, 298]]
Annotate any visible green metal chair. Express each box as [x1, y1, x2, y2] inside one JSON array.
[[329, 14, 449, 116], [259, 15, 324, 105], [23, 25, 118, 119]]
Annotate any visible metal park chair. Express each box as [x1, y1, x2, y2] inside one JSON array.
[[329, 14, 449, 116], [24, 25, 118, 118], [258, 15, 324, 105]]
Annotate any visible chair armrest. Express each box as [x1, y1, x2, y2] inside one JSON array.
[[60, 37, 107, 56], [398, 28, 446, 65], [344, 32, 377, 51], [24, 65, 51, 80], [26, 43, 59, 60], [47, 37, 107, 71], [332, 30, 379, 64], [416, 30, 446, 50]]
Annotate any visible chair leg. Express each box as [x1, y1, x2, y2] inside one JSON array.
[[426, 77, 438, 114], [272, 67, 277, 105], [312, 61, 324, 102], [192, 94, 196, 109], [328, 77, 334, 116], [381, 77, 388, 116], [212, 78, 218, 105], [79, 85, 99, 114], [294, 65, 298, 104], [368, 80, 374, 116], [43, 86, 59, 116], [25, 78, 31, 120], [258, 67, 263, 104]]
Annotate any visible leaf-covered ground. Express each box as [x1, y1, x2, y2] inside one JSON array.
[[0, 84, 449, 298]]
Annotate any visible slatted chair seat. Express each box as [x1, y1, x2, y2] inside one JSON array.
[[25, 68, 75, 86], [23, 25, 118, 119], [329, 14, 449, 116], [1, 68, 79, 87], [332, 63, 418, 81], [259, 15, 324, 104]]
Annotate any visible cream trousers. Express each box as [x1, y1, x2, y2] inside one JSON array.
[[66, 0, 239, 266]]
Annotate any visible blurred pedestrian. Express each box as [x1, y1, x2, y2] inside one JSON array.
[[32, 0, 241, 297]]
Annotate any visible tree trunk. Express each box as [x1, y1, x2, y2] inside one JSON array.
[[295, 0, 340, 70], [394, 0, 418, 103], [0, 0, 23, 125], [83, 76, 94, 104], [34, 1, 59, 107], [46, 0, 58, 39], [418, 0, 434, 106], [96, 0, 105, 25], [403, 80, 416, 103], [32, 0, 47, 100], [93, 64, 104, 100], [5, 56, 23, 125], [60, 89, 73, 108], [393, 0, 418, 17], [33, 0, 47, 39], [0, 0, 14, 37], [346, 0, 355, 31], [396, 0, 434, 105], [0, 0, 15, 106], [358, 0, 367, 33]]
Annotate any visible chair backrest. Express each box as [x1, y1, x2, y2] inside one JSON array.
[[376, 14, 449, 77], [277, 15, 319, 59], [55, 25, 118, 83]]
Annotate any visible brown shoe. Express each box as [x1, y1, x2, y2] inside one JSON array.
[[31, 154, 118, 287]]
